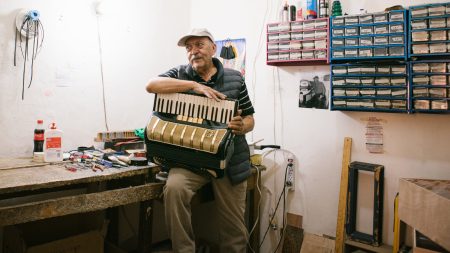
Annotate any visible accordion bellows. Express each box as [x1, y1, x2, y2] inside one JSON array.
[[146, 114, 229, 154], [145, 93, 238, 175]]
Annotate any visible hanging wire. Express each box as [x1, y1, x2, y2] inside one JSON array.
[[14, 10, 44, 100]]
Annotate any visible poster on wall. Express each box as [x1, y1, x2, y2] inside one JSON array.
[[298, 74, 329, 109], [215, 38, 246, 78]]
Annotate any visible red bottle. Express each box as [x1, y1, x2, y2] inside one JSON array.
[[33, 120, 45, 153]]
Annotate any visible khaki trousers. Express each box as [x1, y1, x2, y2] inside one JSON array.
[[164, 168, 248, 253]]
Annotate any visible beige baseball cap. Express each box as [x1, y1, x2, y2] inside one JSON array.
[[177, 28, 215, 47]]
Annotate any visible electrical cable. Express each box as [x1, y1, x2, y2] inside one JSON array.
[[14, 11, 44, 100], [250, 0, 271, 142], [95, 13, 110, 131], [247, 164, 262, 253], [258, 162, 289, 250], [272, 166, 288, 253]]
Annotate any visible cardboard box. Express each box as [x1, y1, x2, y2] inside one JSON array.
[[399, 178, 450, 251]]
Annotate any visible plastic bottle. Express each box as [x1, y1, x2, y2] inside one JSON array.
[[306, 0, 317, 19], [319, 0, 329, 18], [44, 122, 63, 162], [282, 1, 289, 22], [289, 5, 297, 21], [33, 120, 45, 153], [297, 1, 304, 20]]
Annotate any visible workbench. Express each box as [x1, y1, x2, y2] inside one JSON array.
[[0, 158, 263, 252]]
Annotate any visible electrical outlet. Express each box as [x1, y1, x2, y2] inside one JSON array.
[[269, 212, 278, 230], [286, 158, 295, 191]]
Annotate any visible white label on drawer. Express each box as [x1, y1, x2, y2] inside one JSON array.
[[391, 36, 404, 43], [375, 78, 390, 84], [333, 69, 347, 74], [360, 16, 373, 22], [360, 27, 373, 34], [360, 39, 373, 45], [347, 67, 360, 73], [390, 13, 404, 20], [374, 14, 387, 22], [414, 77, 429, 82], [346, 78, 360, 83], [374, 37, 388, 43], [390, 25, 403, 31], [377, 90, 391, 95], [376, 100, 391, 106], [361, 67, 376, 73], [315, 21, 328, 27], [333, 100, 347, 105], [333, 79, 346, 85], [361, 78, 374, 84], [391, 67, 405, 73], [392, 90, 407, 96], [375, 26, 388, 33], [359, 49, 373, 56], [412, 9, 428, 15], [333, 29, 344, 35], [390, 78, 406, 84], [333, 18, 344, 24]]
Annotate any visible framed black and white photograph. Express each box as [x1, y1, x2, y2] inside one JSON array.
[[298, 74, 329, 109]]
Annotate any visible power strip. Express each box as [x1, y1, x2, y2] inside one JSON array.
[[286, 158, 295, 191]]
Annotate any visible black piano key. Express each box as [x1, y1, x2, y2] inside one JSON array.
[[220, 108, 224, 123], [166, 99, 171, 113], [169, 100, 173, 114], [214, 107, 219, 122], [197, 106, 201, 119], [205, 107, 209, 121], [224, 110, 228, 124], [160, 99, 165, 112]]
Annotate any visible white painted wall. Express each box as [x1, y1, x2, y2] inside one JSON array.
[[188, 0, 450, 251], [1, 0, 450, 252], [0, 0, 191, 156]]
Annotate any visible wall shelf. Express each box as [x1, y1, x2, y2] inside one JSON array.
[[266, 18, 330, 66], [330, 10, 408, 62], [409, 3, 450, 59], [409, 59, 450, 112], [330, 62, 409, 113]]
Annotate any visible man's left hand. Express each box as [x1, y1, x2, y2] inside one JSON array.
[[228, 110, 246, 135]]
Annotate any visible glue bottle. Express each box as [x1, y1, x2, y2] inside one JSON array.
[[44, 122, 63, 162]]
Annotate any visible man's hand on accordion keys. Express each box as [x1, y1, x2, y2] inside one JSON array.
[[191, 81, 227, 102]]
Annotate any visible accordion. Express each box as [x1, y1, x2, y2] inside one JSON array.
[[145, 92, 238, 177]]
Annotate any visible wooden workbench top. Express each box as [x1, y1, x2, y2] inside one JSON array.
[[0, 157, 158, 195]]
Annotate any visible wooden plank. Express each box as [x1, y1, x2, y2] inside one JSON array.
[[335, 137, 352, 253], [301, 233, 334, 253], [345, 239, 392, 253], [0, 182, 164, 226], [393, 193, 400, 253], [282, 213, 304, 253]]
